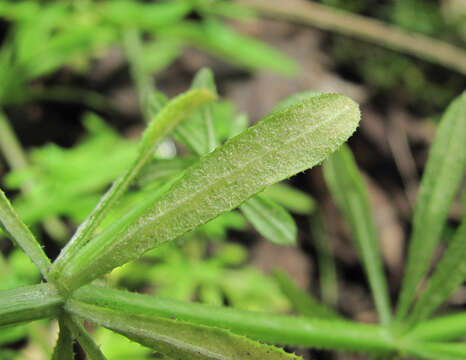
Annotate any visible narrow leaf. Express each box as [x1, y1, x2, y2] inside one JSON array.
[[273, 269, 340, 319], [323, 145, 391, 325], [240, 195, 297, 245], [261, 183, 315, 215], [52, 317, 74, 360], [50, 88, 216, 288], [408, 215, 466, 325], [0, 188, 51, 278], [406, 312, 466, 342], [0, 284, 63, 327], [63, 314, 107, 360], [72, 285, 393, 352], [311, 212, 338, 306], [396, 92, 466, 320], [66, 300, 301, 360], [174, 68, 218, 155], [60, 93, 360, 291], [404, 341, 466, 360]]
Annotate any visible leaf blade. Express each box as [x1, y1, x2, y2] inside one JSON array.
[[0, 188, 51, 278], [240, 195, 297, 245], [396, 92, 466, 320], [408, 215, 466, 325], [61, 93, 360, 291], [50, 88, 216, 288], [66, 299, 301, 360], [323, 145, 391, 325]]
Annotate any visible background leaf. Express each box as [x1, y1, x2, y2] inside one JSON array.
[[323, 144, 391, 324], [396, 92, 466, 320]]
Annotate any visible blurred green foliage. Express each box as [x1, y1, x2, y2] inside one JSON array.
[[0, 0, 296, 107], [318, 0, 466, 114]]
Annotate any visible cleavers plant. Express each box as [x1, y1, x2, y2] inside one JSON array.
[[0, 75, 465, 359]]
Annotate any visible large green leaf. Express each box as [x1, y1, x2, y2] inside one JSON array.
[[59, 93, 360, 292], [66, 300, 301, 360], [323, 145, 391, 325], [396, 93, 466, 320], [177, 69, 298, 246]]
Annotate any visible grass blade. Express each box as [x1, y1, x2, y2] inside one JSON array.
[[72, 285, 393, 352], [0, 284, 63, 327], [408, 215, 466, 325], [0, 188, 51, 278], [50, 88, 215, 288], [60, 93, 360, 291], [396, 93, 466, 320], [273, 269, 340, 319], [323, 145, 391, 325], [52, 317, 74, 360], [67, 300, 301, 360], [240, 195, 297, 246]]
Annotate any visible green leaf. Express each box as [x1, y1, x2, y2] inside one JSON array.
[[136, 156, 196, 188], [406, 312, 466, 342], [161, 20, 298, 76], [323, 144, 391, 325], [60, 93, 360, 292], [0, 284, 63, 327], [408, 215, 466, 325], [404, 341, 466, 360], [273, 269, 340, 319], [311, 212, 338, 306], [72, 285, 393, 352], [102, 0, 192, 29], [50, 89, 216, 289], [174, 68, 218, 155], [261, 183, 315, 215], [176, 70, 298, 246], [52, 317, 74, 360], [63, 314, 107, 360], [66, 300, 301, 360], [0, 188, 51, 278], [396, 92, 466, 320], [240, 195, 297, 245]]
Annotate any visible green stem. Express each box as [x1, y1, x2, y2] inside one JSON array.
[[72, 285, 395, 352], [241, 0, 466, 75], [0, 284, 63, 327]]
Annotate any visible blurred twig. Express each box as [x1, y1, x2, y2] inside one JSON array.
[[239, 0, 466, 74]]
